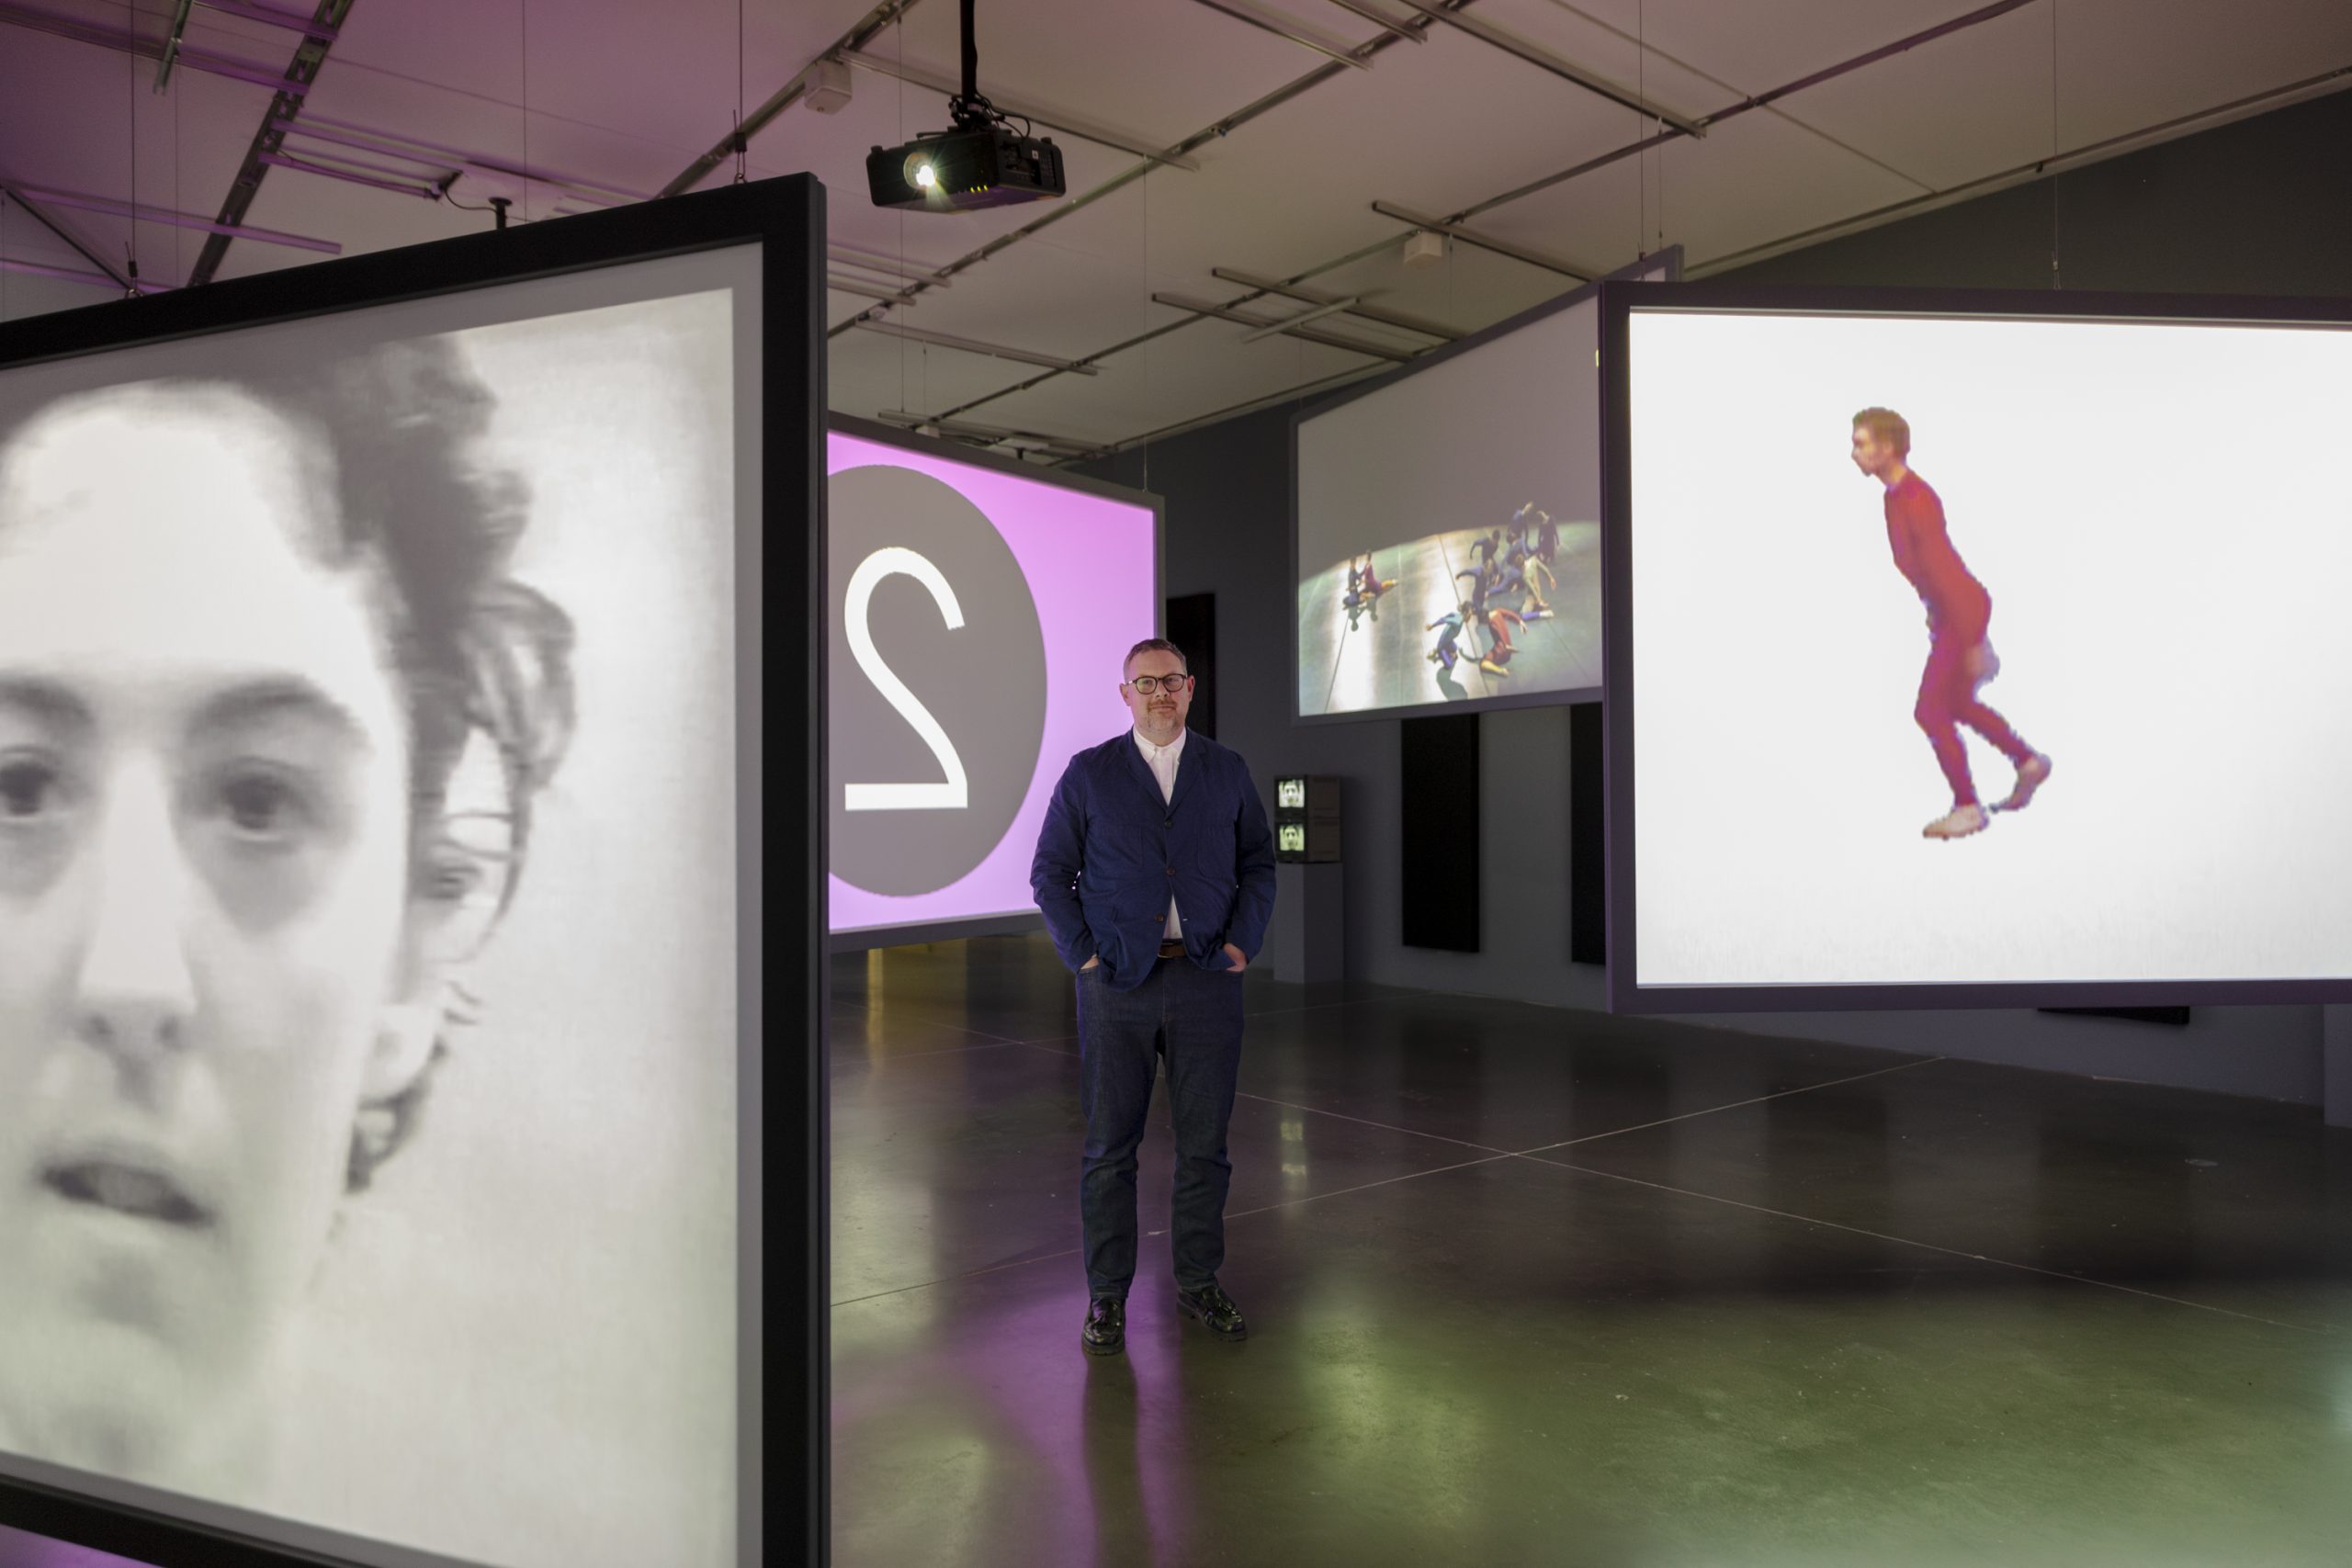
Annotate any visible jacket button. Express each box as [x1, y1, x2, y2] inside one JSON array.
[[1164, 818, 1172, 828], [1166, 866, 1175, 875]]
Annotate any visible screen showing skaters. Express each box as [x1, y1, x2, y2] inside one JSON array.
[[1297, 497, 1593, 713], [1850, 407, 2053, 840]]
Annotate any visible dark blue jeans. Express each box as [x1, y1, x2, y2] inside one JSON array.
[[1076, 955, 1245, 1300]]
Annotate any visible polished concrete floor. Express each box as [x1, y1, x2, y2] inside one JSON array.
[[830, 937, 2352, 1568]]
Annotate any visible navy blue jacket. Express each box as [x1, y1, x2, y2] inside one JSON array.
[[1030, 728, 1277, 989]]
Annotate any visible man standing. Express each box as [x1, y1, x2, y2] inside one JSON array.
[[1032, 638, 1277, 1358], [1850, 407, 2052, 840]]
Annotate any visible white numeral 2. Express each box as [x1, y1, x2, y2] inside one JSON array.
[[843, 547, 970, 812]]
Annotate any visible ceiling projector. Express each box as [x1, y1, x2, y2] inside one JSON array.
[[867, 124, 1065, 211], [865, 0, 1065, 211]]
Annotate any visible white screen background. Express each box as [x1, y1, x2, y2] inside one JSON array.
[[1627, 309, 2352, 989], [1299, 298, 1600, 567]]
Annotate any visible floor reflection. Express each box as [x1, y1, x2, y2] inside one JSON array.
[[831, 936, 2352, 1567]]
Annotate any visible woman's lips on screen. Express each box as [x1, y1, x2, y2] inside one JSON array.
[[28, 1138, 220, 1334], [37, 1139, 218, 1231]]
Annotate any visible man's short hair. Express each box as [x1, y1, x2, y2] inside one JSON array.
[[1852, 406, 1911, 457], [1123, 637, 1187, 680]]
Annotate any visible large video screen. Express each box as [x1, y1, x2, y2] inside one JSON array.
[[0, 241, 763, 1564], [1294, 252, 1676, 720], [1609, 290, 2352, 1010], [827, 426, 1158, 942]]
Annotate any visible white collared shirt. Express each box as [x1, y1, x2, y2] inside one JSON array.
[[1134, 725, 1186, 940]]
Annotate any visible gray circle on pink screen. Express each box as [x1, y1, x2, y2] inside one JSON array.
[[828, 464, 1047, 897]]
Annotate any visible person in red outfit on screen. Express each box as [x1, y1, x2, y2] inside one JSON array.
[[1480, 604, 1525, 679], [1850, 407, 2052, 840]]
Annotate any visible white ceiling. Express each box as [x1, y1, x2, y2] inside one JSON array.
[[3, 0, 2348, 460]]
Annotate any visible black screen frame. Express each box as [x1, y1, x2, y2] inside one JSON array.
[[820, 412, 1164, 953], [1600, 277, 2352, 1014], [0, 177, 820, 1568], [1289, 247, 1681, 728]]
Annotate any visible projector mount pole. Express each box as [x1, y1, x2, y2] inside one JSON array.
[[951, 0, 994, 130], [961, 0, 977, 111]]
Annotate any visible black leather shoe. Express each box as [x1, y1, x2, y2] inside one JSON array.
[[1174, 1281, 1247, 1341], [1080, 1297, 1125, 1357]]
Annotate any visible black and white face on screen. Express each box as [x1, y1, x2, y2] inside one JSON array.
[[0, 247, 751, 1568], [0, 353, 545, 1484]]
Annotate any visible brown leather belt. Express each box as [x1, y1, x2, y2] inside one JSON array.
[[1158, 941, 1185, 959]]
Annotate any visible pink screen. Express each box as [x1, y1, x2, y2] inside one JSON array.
[[826, 433, 1157, 937]]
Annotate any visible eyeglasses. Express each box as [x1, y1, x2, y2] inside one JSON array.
[[1126, 674, 1190, 694]]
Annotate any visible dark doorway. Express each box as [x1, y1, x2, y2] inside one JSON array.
[[1570, 701, 1605, 967], [1167, 592, 1216, 739], [1401, 712, 1479, 952]]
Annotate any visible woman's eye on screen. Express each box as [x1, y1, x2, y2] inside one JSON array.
[[0, 754, 69, 824], [209, 767, 317, 846], [424, 853, 485, 901]]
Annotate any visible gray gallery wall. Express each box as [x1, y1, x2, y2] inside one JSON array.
[[1078, 87, 2352, 1106]]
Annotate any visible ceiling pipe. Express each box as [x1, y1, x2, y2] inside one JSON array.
[[1239, 295, 1365, 342], [154, 0, 195, 93], [878, 410, 1102, 459], [827, 275, 921, 305], [10, 185, 342, 252], [0, 254, 173, 290], [1320, 0, 1422, 45], [1186, 0, 1372, 70], [840, 53, 1201, 172], [0, 3, 311, 94], [1383, 0, 1703, 136], [187, 0, 356, 285], [1152, 292, 1419, 362], [259, 140, 446, 186], [254, 151, 439, 199], [853, 319, 1102, 376], [1369, 201, 1596, 280], [275, 118, 650, 207], [1081, 359, 1385, 459], [828, 243, 954, 288], [1209, 266, 1459, 339], [198, 0, 339, 39], [0, 183, 132, 290]]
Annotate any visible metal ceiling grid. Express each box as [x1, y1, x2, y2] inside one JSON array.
[[4, 0, 2350, 454], [976, 303, 1378, 444]]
